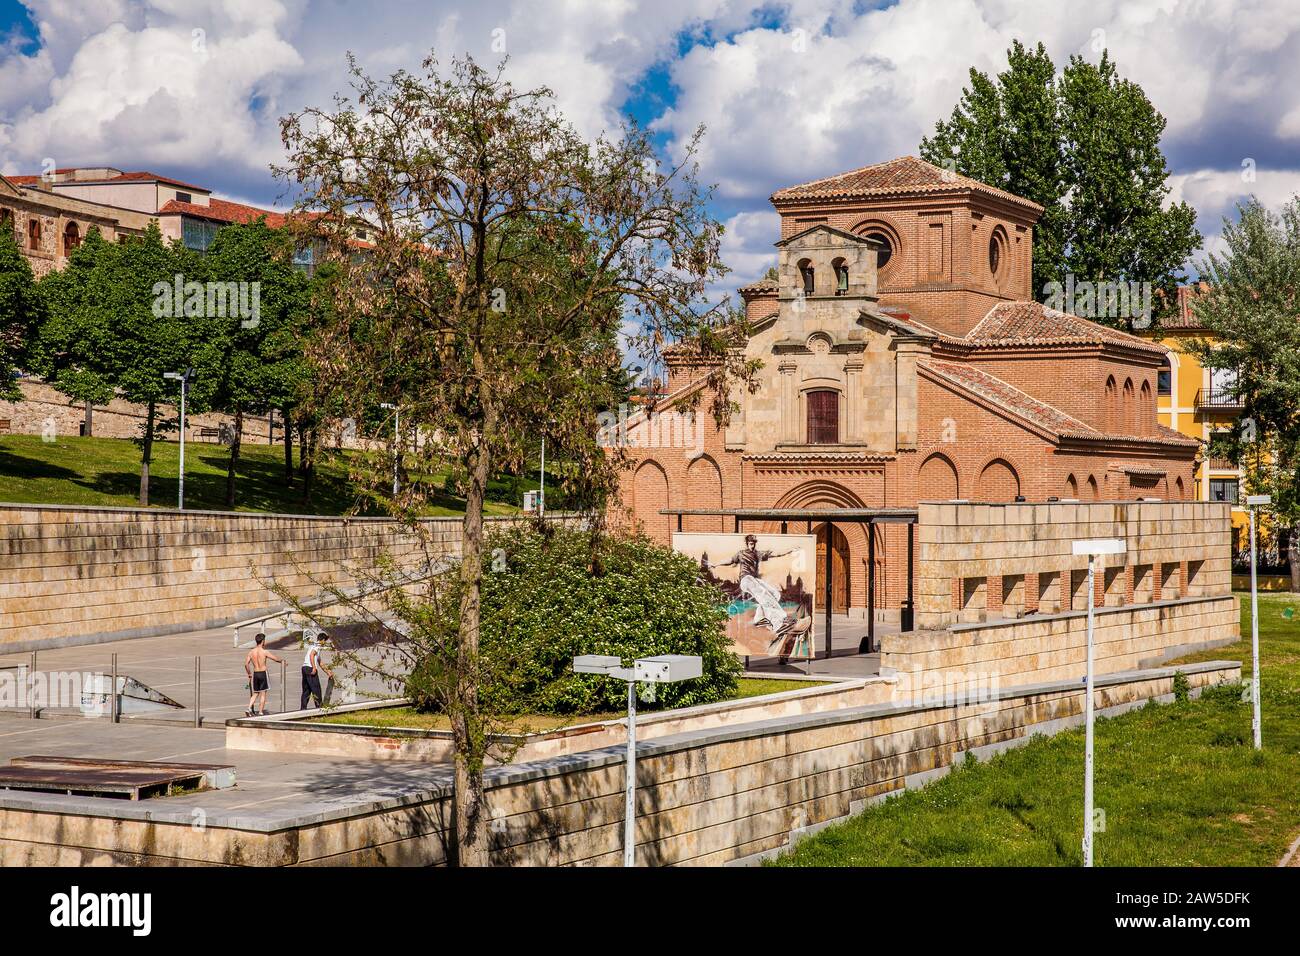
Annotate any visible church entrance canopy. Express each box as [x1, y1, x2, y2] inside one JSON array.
[[660, 507, 920, 657]]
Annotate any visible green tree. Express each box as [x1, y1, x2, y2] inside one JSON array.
[[201, 221, 314, 509], [32, 225, 209, 504], [921, 42, 1200, 323], [277, 53, 751, 865], [0, 224, 41, 401], [1184, 197, 1300, 590]]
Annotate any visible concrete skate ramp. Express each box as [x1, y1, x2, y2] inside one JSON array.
[[81, 675, 183, 716]]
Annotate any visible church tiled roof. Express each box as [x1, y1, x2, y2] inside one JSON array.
[[771, 156, 1043, 213], [966, 301, 1168, 355], [920, 359, 1199, 447]]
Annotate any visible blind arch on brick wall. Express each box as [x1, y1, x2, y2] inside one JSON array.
[[976, 458, 1020, 501], [1065, 473, 1079, 498], [633, 460, 671, 545], [1088, 474, 1100, 500], [918, 452, 959, 500], [685, 455, 724, 532]]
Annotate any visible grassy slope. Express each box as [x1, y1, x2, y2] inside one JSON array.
[[773, 592, 1300, 866], [0, 434, 518, 516]]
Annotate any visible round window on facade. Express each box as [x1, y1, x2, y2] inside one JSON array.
[[989, 231, 1005, 278], [865, 230, 893, 269]]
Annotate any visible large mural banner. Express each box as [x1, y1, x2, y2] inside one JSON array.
[[673, 532, 818, 661]]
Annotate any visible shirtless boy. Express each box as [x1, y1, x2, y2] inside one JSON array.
[[244, 633, 284, 717]]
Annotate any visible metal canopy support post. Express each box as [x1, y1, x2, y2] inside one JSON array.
[[823, 521, 834, 660], [867, 522, 876, 654], [904, 521, 915, 632]]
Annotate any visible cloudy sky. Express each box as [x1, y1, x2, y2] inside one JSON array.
[[2, 0, 1299, 293]]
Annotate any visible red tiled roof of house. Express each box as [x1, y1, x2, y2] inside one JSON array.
[[159, 197, 289, 227], [1161, 284, 1208, 330], [6, 169, 209, 192], [920, 359, 1093, 436], [920, 359, 1200, 447], [738, 276, 778, 295], [106, 170, 209, 192], [771, 156, 1044, 213], [967, 301, 1167, 354]]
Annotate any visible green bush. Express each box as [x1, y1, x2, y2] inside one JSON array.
[[407, 525, 741, 715]]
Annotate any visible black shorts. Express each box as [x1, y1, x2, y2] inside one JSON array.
[[251, 670, 269, 692]]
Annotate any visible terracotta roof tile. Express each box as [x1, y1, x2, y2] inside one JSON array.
[[920, 359, 1093, 436], [967, 301, 1167, 354], [771, 156, 1043, 213], [738, 277, 778, 295], [159, 197, 289, 227], [920, 359, 1200, 447]]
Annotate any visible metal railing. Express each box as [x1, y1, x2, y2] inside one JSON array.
[[1196, 387, 1243, 409]]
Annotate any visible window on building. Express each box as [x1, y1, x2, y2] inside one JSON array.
[[862, 229, 892, 269], [182, 217, 220, 253], [63, 221, 80, 255], [988, 230, 1005, 277], [806, 390, 839, 445], [1209, 478, 1239, 504], [175, 192, 192, 205], [1157, 356, 1172, 395], [0, 208, 12, 231], [28, 218, 41, 250]]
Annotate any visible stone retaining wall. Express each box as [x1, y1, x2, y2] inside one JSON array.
[[0, 504, 521, 650], [880, 594, 1239, 685], [0, 660, 1239, 865]]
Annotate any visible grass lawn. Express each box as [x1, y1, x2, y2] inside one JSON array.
[[310, 676, 825, 733], [771, 592, 1300, 867], [0, 434, 519, 516]]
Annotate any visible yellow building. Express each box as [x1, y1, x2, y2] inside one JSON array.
[[1149, 287, 1248, 553]]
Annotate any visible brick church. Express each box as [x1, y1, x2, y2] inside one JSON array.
[[616, 156, 1199, 622]]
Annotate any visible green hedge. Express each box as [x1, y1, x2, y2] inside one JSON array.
[[407, 525, 740, 715]]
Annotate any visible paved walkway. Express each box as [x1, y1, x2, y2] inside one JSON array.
[[0, 712, 450, 831], [0, 624, 398, 725], [744, 615, 893, 678]]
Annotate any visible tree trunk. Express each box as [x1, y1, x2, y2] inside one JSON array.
[[451, 426, 492, 867], [137, 401, 155, 506], [1289, 527, 1300, 594], [283, 408, 294, 485], [84, 400, 93, 438], [225, 407, 243, 509], [299, 427, 316, 507]]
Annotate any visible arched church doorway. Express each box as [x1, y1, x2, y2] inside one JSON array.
[[814, 523, 850, 613]]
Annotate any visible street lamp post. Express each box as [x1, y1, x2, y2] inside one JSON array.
[[1071, 537, 1125, 868], [572, 653, 703, 866], [1246, 494, 1271, 750], [539, 436, 546, 519], [380, 403, 400, 498], [164, 368, 195, 510]]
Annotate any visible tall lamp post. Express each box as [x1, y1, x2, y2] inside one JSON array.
[[538, 436, 546, 518], [1071, 536, 1125, 867], [163, 368, 196, 510], [379, 403, 400, 498], [572, 654, 702, 866], [1246, 494, 1271, 750]]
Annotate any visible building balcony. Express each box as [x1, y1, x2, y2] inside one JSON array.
[[1196, 388, 1243, 410]]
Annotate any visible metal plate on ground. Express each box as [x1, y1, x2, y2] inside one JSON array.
[[0, 755, 236, 800]]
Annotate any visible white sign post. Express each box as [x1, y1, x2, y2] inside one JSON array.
[[1246, 494, 1271, 750], [572, 654, 702, 866], [1071, 537, 1125, 867]]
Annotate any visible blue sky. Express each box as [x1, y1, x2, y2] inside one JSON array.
[[4, 0, 1300, 293]]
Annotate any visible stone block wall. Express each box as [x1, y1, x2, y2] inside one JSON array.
[[912, 500, 1233, 629], [0, 661, 1238, 865], [880, 595, 1239, 686], [0, 504, 516, 650]]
